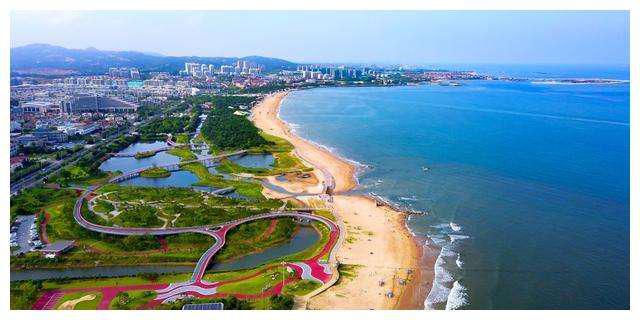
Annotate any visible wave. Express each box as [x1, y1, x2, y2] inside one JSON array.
[[445, 281, 470, 310], [456, 253, 465, 269], [399, 195, 418, 201], [449, 234, 470, 243], [450, 222, 462, 232], [425, 247, 457, 309]]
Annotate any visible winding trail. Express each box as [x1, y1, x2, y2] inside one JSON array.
[[66, 175, 341, 306]]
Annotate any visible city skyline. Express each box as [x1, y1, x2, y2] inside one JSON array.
[[11, 11, 630, 65]]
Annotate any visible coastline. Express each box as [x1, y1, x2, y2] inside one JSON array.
[[252, 91, 433, 309]]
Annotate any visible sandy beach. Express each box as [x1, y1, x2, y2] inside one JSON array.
[[252, 91, 433, 309]]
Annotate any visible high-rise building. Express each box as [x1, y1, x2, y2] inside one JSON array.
[[130, 68, 140, 80]]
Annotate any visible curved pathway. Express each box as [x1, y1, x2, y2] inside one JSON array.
[[71, 183, 340, 304]]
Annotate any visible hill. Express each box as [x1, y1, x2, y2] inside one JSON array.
[[10, 44, 298, 75]]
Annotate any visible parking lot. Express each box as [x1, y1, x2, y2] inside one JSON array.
[[10, 215, 42, 255]]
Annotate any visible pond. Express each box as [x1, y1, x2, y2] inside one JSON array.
[[11, 225, 319, 281], [99, 141, 179, 173], [229, 153, 275, 169]]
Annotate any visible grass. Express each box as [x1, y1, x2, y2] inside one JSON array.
[[42, 273, 192, 290], [109, 290, 157, 310], [181, 161, 264, 198], [216, 268, 293, 295], [167, 147, 197, 161], [55, 291, 103, 310], [175, 133, 190, 144], [335, 263, 361, 285], [93, 199, 115, 213], [216, 158, 271, 175], [282, 280, 321, 296]]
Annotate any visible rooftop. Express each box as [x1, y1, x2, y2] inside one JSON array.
[[40, 240, 75, 253], [181, 302, 224, 310]]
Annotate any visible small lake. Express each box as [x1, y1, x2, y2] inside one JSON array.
[[118, 141, 168, 154], [99, 141, 179, 173], [119, 170, 201, 189], [230, 154, 275, 169], [11, 226, 319, 281], [99, 152, 180, 173]]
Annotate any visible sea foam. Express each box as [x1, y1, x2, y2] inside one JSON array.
[[445, 281, 470, 310]]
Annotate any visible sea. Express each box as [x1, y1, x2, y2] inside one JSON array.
[[278, 65, 630, 310]]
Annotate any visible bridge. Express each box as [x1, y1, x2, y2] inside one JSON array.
[[108, 150, 247, 184], [72, 184, 340, 302], [110, 146, 176, 157], [110, 136, 192, 157]]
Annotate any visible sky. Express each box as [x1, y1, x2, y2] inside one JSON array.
[[10, 11, 630, 65]]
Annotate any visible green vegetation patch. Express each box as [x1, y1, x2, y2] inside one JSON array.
[[181, 161, 264, 198], [93, 199, 115, 213], [336, 263, 362, 285], [216, 267, 293, 295], [201, 101, 272, 150], [134, 150, 157, 159], [109, 290, 157, 310], [139, 166, 171, 178], [113, 204, 162, 228], [175, 133, 190, 144], [282, 280, 321, 296], [10, 280, 42, 310], [10, 187, 76, 221], [216, 218, 296, 261], [167, 147, 197, 161]]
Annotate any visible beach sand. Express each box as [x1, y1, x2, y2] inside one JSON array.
[[252, 92, 432, 309]]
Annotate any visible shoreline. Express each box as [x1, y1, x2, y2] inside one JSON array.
[[252, 91, 433, 309]]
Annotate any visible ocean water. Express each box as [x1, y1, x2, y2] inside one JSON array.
[[278, 69, 629, 310]]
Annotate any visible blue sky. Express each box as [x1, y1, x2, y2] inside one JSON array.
[[10, 11, 629, 64]]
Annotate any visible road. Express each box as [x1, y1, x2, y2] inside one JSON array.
[[11, 101, 186, 195]]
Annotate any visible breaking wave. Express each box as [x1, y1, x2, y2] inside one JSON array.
[[445, 281, 470, 310]]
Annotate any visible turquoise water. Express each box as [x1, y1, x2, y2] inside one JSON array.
[[279, 74, 629, 309]]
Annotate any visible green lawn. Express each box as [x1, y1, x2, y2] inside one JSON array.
[[282, 280, 321, 296], [109, 290, 157, 310], [42, 273, 192, 290], [216, 268, 293, 295], [167, 147, 197, 161], [175, 133, 190, 144]]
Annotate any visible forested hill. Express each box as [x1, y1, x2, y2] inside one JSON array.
[[200, 97, 272, 150], [11, 44, 298, 75]]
